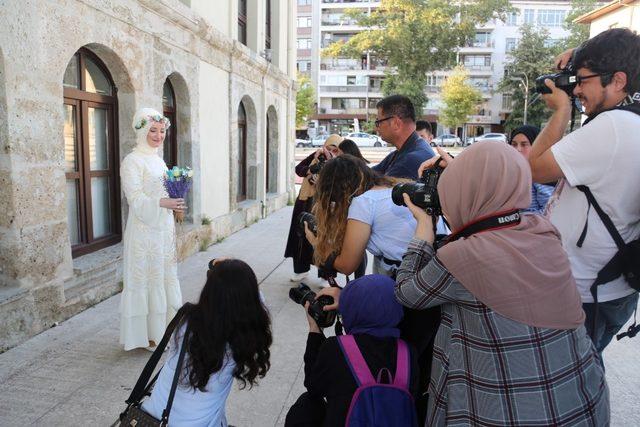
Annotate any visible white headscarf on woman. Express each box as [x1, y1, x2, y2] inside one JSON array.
[[131, 108, 171, 156]]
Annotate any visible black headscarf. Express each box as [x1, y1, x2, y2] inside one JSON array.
[[510, 125, 541, 145]]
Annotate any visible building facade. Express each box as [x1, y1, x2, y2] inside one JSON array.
[[297, 0, 572, 137], [0, 0, 297, 350], [575, 0, 639, 35]]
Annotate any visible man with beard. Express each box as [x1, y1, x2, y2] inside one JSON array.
[[529, 28, 640, 356]]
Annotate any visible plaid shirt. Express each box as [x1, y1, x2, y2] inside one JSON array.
[[396, 239, 610, 426]]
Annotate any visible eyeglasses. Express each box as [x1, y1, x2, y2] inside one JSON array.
[[576, 72, 611, 86], [374, 116, 395, 127]]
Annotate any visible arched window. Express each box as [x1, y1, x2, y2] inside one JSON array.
[[162, 79, 177, 168], [237, 103, 247, 202], [63, 48, 120, 257]]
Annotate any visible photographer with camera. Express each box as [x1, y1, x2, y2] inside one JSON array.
[[396, 141, 609, 426], [529, 28, 640, 354], [303, 155, 416, 278], [285, 135, 343, 285], [285, 275, 420, 427]]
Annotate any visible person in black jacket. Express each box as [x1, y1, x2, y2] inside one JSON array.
[[285, 274, 419, 427]]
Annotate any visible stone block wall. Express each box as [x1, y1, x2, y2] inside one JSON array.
[[0, 0, 296, 350]]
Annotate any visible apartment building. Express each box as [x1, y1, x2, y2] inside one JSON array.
[[296, 0, 572, 137]]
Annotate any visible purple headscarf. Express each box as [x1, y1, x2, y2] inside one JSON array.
[[339, 274, 404, 338]]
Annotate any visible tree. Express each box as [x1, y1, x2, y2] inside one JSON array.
[[323, 0, 512, 113], [440, 66, 482, 132], [295, 73, 315, 128], [499, 25, 561, 132], [561, 0, 599, 51]]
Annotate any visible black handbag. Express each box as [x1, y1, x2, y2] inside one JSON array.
[[115, 306, 189, 427]]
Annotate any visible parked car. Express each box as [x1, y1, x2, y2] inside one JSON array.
[[474, 133, 508, 144], [432, 133, 462, 147], [346, 132, 385, 147], [311, 136, 328, 147], [465, 136, 477, 146], [295, 138, 311, 148]]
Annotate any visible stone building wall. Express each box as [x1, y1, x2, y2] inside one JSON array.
[[0, 0, 296, 351]]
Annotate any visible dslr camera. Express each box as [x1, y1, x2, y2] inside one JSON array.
[[297, 212, 317, 237], [308, 153, 326, 175], [289, 283, 337, 328], [535, 49, 579, 97], [391, 161, 444, 216]]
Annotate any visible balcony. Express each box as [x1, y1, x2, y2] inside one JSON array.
[[319, 85, 369, 93]]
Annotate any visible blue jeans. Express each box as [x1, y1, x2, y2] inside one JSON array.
[[583, 292, 639, 354]]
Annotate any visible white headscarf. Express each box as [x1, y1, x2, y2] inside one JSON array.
[[131, 108, 171, 156]]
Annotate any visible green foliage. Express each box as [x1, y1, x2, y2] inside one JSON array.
[[499, 25, 561, 133], [201, 215, 212, 226], [440, 66, 482, 130], [199, 237, 212, 252], [360, 120, 377, 134], [323, 0, 513, 113], [296, 73, 315, 128], [561, 0, 600, 50]]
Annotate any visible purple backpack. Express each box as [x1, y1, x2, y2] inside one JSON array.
[[337, 335, 418, 427]]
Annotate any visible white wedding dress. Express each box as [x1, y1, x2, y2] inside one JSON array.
[[119, 144, 182, 351]]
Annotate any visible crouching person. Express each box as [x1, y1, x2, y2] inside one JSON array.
[[285, 275, 420, 427]]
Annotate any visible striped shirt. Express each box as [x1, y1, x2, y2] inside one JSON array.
[[395, 239, 610, 426]]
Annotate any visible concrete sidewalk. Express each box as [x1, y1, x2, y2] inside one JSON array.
[[0, 206, 639, 426]]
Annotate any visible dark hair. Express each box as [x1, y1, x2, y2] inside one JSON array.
[[312, 155, 394, 262], [415, 120, 432, 134], [178, 259, 272, 391], [339, 139, 370, 163], [376, 95, 416, 122], [574, 28, 640, 94]]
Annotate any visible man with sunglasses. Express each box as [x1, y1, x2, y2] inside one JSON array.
[[371, 95, 435, 179], [529, 28, 640, 356]]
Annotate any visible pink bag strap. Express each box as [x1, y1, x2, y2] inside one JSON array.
[[337, 335, 375, 386], [393, 339, 410, 388]]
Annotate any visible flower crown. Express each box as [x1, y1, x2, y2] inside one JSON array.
[[134, 114, 171, 130]]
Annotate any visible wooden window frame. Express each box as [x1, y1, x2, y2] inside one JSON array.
[[238, 0, 247, 45], [162, 79, 178, 168], [265, 0, 272, 50], [64, 48, 121, 258], [237, 105, 248, 202]]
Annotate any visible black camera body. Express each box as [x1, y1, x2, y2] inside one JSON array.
[[309, 153, 326, 175], [535, 48, 579, 96], [391, 165, 444, 215], [297, 212, 317, 237], [289, 283, 337, 328]]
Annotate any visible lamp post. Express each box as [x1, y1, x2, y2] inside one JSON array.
[[510, 72, 529, 125]]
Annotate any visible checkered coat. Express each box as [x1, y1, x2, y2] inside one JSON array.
[[396, 239, 610, 426]]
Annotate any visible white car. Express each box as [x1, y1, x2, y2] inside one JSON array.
[[311, 136, 328, 147], [474, 133, 508, 144], [295, 138, 311, 148], [345, 132, 384, 147], [432, 133, 462, 147]]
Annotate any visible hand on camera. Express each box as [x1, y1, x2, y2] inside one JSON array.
[[554, 48, 575, 70], [304, 221, 318, 246], [542, 79, 571, 112], [418, 147, 453, 176], [304, 301, 322, 333], [160, 198, 186, 212], [316, 287, 340, 311]]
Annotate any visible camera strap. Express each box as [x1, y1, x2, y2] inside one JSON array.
[[446, 210, 521, 243]]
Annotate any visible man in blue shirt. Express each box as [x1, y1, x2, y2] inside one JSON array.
[[372, 95, 435, 179]]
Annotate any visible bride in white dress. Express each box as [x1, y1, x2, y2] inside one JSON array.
[[120, 108, 184, 351]]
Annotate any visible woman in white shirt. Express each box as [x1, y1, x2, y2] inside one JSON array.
[[305, 154, 415, 277], [142, 258, 272, 426]]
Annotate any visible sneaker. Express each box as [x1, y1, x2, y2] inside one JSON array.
[[307, 277, 330, 288], [290, 272, 309, 282]]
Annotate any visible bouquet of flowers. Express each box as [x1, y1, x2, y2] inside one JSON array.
[[163, 166, 193, 223]]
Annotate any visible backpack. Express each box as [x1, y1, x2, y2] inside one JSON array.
[[337, 335, 418, 427]]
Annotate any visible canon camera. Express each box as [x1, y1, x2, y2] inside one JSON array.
[[391, 161, 444, 216], [289, 283, 337, 328]]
